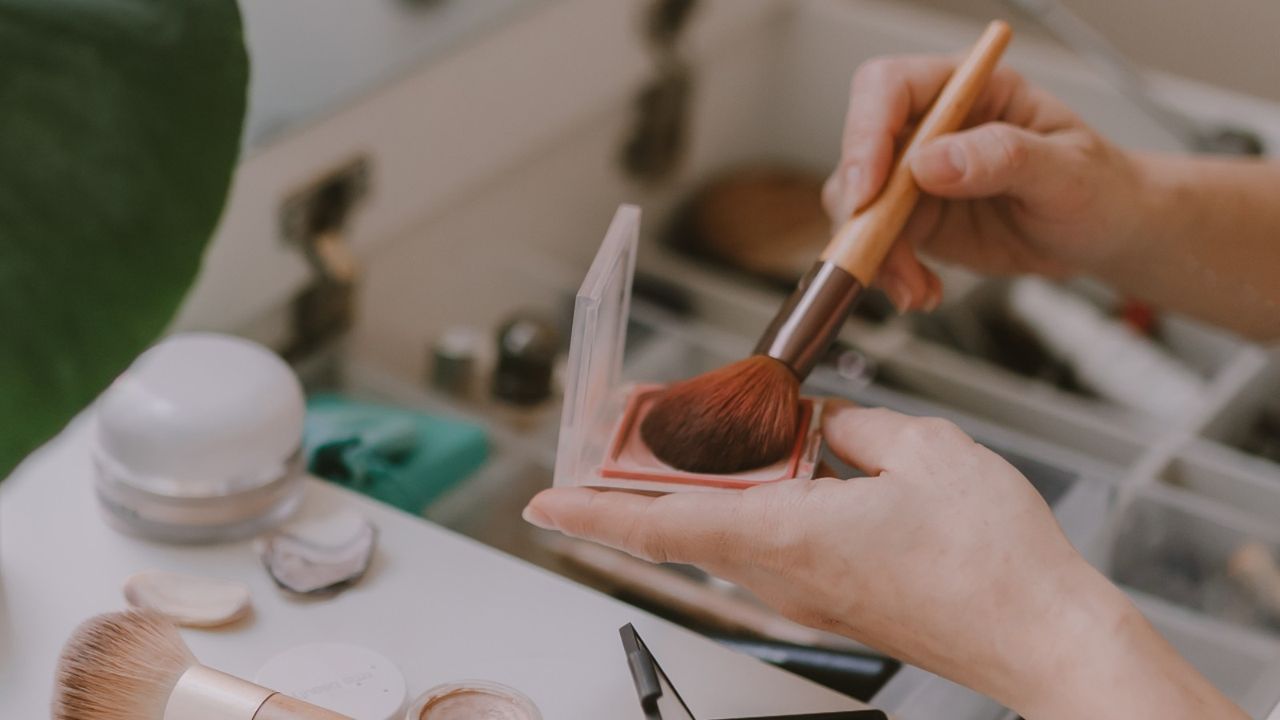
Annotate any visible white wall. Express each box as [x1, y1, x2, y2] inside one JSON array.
[[906, 0, 1280, 102]]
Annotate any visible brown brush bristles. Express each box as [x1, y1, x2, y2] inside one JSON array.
[[640, 355, 801, 474], [53, 610, 196, 720]]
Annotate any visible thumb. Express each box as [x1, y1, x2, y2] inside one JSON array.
[[909, 122, 1072, 202], [523, 486, 756, 565]]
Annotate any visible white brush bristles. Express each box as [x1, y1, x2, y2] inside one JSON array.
[[54, 610, 197, 720]]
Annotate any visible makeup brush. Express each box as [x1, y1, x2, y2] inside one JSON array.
[[641, 20, 1013, 474], [54, 610, 350, 720]]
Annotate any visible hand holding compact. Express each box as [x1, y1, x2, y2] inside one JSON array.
[[524, 403, 1246, 719]]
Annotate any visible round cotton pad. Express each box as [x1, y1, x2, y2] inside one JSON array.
[[256, 643, 406, 720]]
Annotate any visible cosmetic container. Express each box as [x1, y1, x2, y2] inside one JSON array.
[[257, 642, 406, 720], [492, 313, 559, 406], [93, 333, 306, 543], [429, 325, 484, 400], [620, 624, 886, 719], [407, 680, 541, 720], [554, 205, 824, 494]]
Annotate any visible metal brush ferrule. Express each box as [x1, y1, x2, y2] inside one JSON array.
[[754, 261, 863, 379], [164, 665, 274, 720]]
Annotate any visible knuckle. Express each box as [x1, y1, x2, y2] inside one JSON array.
[[625, 523, 670, 564], [897, 416, 966, 450], [742, 484, 814, 568], [821, 172, 842, 214], [616, 500, 671, 564], [556, 496, 600, 538], [842, 124, 888, 161], [852, 57, 896, 91], [986, 126, 1029, 174], [1077, 130, 1111, 163]]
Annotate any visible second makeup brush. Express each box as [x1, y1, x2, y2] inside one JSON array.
[[54, 610, 349, 720]]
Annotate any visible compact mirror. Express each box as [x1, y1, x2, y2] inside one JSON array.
[[619, 624, 888, 720]]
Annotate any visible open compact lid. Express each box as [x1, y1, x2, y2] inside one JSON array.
[[620, 624, 889, 720], [554, 204, 639, 487]]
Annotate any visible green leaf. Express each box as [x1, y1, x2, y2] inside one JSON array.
[[0, 0, 248, 477]]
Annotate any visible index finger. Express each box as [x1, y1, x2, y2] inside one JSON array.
[[523, 486, 754, 566], [839, 56, 958, 209]]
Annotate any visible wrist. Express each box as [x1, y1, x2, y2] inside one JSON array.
[[1085, 150, 1187, 283], [1012, 562, 1247, 720], [1000, 560, 1135, 719]]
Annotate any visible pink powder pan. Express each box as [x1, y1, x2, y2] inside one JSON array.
[[600, 384, 824, 490]]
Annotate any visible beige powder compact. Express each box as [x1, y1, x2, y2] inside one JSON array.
[[407, 681, 541, 720]]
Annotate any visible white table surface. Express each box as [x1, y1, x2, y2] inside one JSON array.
[[0, 416, 871, 718]]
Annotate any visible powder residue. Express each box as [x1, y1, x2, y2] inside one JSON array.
[[418, 688, 533, 720]]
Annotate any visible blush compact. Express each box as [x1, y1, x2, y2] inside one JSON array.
[[600, 385, 823, 491], [554, 205, 825, 494]]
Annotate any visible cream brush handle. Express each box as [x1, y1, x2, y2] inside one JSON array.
[[165, 666, 352, 720], [254, 694, 352, 720], [822, 20, 1013, 285]]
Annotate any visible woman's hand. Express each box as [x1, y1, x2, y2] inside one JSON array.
[[524, 403, 1246, 719], [827, 55, 1143, 312]]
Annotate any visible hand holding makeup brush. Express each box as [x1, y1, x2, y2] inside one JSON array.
[[524, 402, 1248, 720], [831, 53, 1280, 340], [823, 54, 1139, 314], [641, 21, 1014, 475]]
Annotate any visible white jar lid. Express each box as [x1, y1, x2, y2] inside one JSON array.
[[94, 333, 305, 497], [256, 643, 406, 720]]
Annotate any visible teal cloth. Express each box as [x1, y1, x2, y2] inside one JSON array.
[[304, 394, 489, 514]]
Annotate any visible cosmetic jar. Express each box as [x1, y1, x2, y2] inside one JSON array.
[[407, 681, 541, 720], [492, 313, 559, 406], [93, 333, 306, 543], [553, 205, 824, 494], [430, 326, 483, 399]]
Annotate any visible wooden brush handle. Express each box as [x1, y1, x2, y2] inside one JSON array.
[[254, 693, 353, 720], [822, 20, 1013, 285]]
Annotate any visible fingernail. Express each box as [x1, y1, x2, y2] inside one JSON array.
[[882, 277, 912, 314], [924, 286, 943, 312], [915, 142, 965, 183], [522, 504, 555, 530]]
